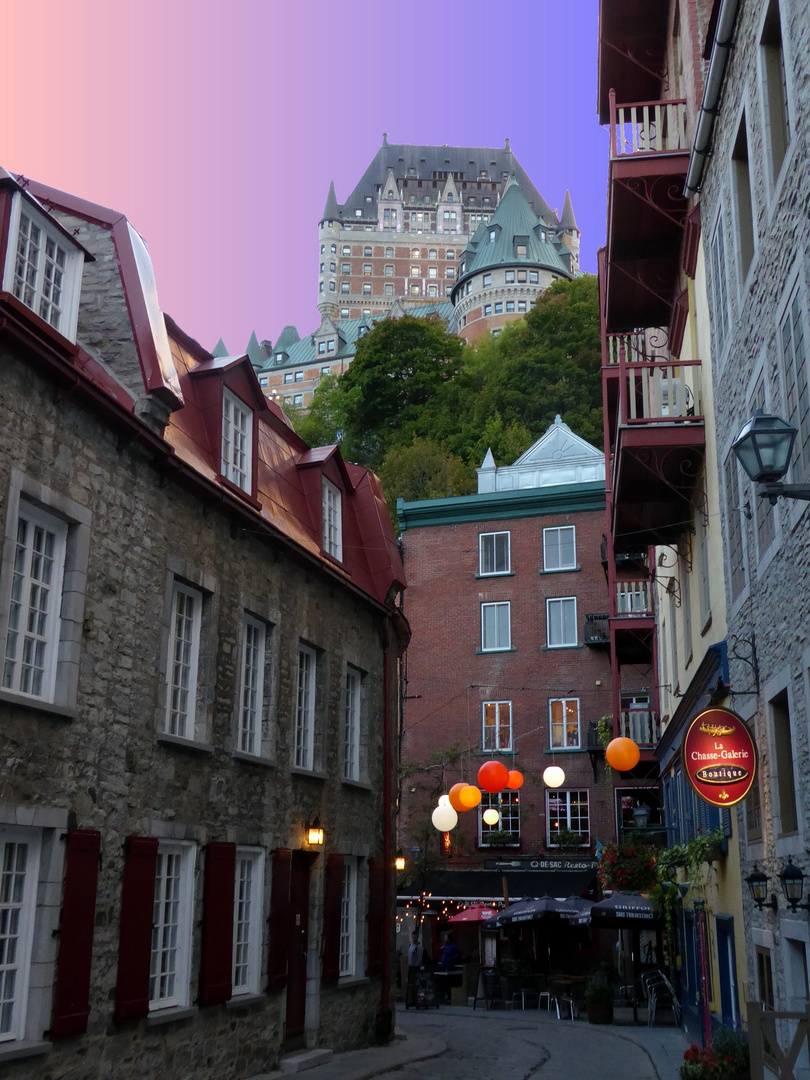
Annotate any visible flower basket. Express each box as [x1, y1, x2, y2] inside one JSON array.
[[599, 841, 659, 893]]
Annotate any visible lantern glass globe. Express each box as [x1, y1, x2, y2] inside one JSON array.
[[543, 766, 566, 788], [482, 807, 501, 826]]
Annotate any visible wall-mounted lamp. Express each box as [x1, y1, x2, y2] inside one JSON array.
[[306, 819, 325, 846], [732, 410, 810, 505], [395, 854, 406, 871], [779, 858, 810, 913], [746, 865, 778, 911]]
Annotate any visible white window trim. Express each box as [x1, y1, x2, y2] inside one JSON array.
[[2, 192, 84, 342], [478, 531, 510, 576], [221, 389, 253, 493], [543, 526, 577, 571], [344, 666, 361, 782], [149, 842, 197, 1011], [322, 478, 342, 561], [0, 826, 41, 1043], [294, 644, 316, 771], [549, 697, 581, 749], [238, 614, 265, 756], [482, 700, 512, 752], [339, 859, 357, 978], [478, 791, 520, 845], [481, 601, 511, 652], [165, 581, 202, 739], [546, 790, 590, 847], [232, 848, 265, 997], [546, 596, 578, 648]]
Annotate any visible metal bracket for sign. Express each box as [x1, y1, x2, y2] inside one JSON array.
[[728, 633, 760, 695]]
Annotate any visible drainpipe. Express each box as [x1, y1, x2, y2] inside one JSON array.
[[684, 0, 741, 195]]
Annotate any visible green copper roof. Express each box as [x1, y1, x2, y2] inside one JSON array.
[[397, 480, 605, 530]]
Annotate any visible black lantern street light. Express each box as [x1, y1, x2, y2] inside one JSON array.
[[746, 865, 778, 911], [732, 410, 810, 505], [779, 859, 810, 913]]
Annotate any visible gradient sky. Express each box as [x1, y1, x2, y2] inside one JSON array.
[[2, 0, 605, 354]]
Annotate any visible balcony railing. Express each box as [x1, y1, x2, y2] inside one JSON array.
[[609, 90, 688, 159], [615, 580, 653, 615], [619, 707, 660, 747], [606, 335, 704, 426], [584, 613, 610, 645]]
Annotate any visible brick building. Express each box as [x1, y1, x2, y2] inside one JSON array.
[[396, 418, 644, 908], [0, 169, 407, 1078]]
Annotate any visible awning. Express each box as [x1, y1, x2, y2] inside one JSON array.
[[588, 891, 661, 927], [398, 868, 597, 904]]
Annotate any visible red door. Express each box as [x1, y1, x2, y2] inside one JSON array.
[[285, 851, 313, 1039]]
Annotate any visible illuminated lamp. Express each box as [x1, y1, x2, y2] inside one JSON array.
[[506, 770, 524, 790], [395, 855, 406, 871], [448, 783, 469, 812], [605, 736, 640, 772], [542, 766, 565, 788], [432, 804, 459, 832], [459, 785, 482, 810], [482, 807, 501, 826], [306, 821, 325, 846], [477, 760, 509, 793], [438, 794, 450, 806]]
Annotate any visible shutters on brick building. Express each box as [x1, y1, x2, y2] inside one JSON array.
[[198, 842, 236, 1006], [267, 848, 292, 991], [114, 836, 159, 1023], [321, 853, 344, 983], [366, 857, 386, 978], [51, 829, 101, 1038]]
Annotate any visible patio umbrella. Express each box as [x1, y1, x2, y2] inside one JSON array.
[[551, 895, 594, 925], [447, 903, 499, 923], [494, 896, 560, 926], [588, 891, 659, 926]]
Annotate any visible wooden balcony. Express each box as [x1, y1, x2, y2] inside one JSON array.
[[603, 91, 690, 333], [618, 706, 660, 748]]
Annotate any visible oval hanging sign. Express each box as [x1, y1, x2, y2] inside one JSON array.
[[682, 707, 757, 807]]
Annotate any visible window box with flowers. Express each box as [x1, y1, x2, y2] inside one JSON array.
[[598, 841, 659, 893], [679, 1027, 749, 1080]]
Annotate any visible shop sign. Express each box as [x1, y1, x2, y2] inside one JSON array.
[[682, 707, 757, 806]]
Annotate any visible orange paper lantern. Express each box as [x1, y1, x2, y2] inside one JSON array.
[[506, 770, 524, 790], [477, 760, 509, 793], [448, 782, 469, 812], [605, 736, 640, 772], [458, 785, 482, 809]]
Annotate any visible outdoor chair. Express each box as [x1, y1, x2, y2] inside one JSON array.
[[556, 995, 575, 1020], [641, 970, 681, 1026], [511, 987, 540, 1010]]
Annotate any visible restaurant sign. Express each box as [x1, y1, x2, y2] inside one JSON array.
[[682, 707, 757, 807]]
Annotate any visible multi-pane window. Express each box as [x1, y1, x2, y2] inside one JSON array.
[[482, 700, 512, 751], [481, 602, 511, 651], [2, 501, 66, 701], [781, 288, 810, 478], [710, 214, 730, 356], [238, 615, 265, 756], [547, 790, 589, 846], [322, 478, 342, 560], [344, 666, 361, 781], [149, 843, 195, 1010], [294, 645, 316, 770], [546, 597, 577, 647], [760, 0, 791, 182], [5, 203, 81, 338], [479, 531, 510, 575], [339, 861, 357, 977], [0, 828, 40, 1041], [529, 271, 539, 283], [723, 454, 746, 600], [221, 390, 252, 492], [165, 582, 201, 738], [732, 116, 755, 280], [232, 849, 264, 996], [550, 698, 580, 748], [543, 526, 576, 570], [361, 283, 371, 295], [480, 792, 520, 844]]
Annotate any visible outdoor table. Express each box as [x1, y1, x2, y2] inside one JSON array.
[[432, 967, 464, 1002]]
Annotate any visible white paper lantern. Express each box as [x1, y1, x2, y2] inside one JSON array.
[[542, 766, 566, 788], [438, 794, 450, 806], [432, 804, 459, 831], [482, 807, 500, 826]]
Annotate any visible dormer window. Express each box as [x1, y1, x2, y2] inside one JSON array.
[[322, 478, 342, 560], [3, 194, 84, 341], [221, 389, 252, 493]]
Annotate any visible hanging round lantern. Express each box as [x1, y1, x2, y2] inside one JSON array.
[[477, 760, 509, 793], [542, 765, 566, 788], [438, 794, 451, 807], [482, 807, 500, 826], [458, 785, 482, 810], [432, 804, 458, 832], [448, 783, 469, 812], [506, 770, 524, 790], [605, 736, 640, 772]]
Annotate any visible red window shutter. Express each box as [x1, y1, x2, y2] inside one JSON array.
[[267, 848, 292, 992], [366, 857, 386, 978], [51, 830, 101, 1038], [198, 842, 236, 1006], [114, 836, 158, 1023], [321, 853, 344, 984]]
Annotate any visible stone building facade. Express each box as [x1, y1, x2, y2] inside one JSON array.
[[0, 170, 407, 1078]]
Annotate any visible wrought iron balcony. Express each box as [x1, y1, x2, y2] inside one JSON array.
[[584, 613, 610, 646]]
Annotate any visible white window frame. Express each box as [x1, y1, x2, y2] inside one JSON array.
[[322, 478, 342, 560], [339, 859, 357, 978], [2, 192, 83, 341], [149, 842, 196, 1011], [2, 500, 67, 702], [479, 792, 520, 845], [481, 601, 511, 652], [238, 615, 265, 756], [478, 531, 510, 575], [294, 644, 316, 771], [165, 581, 202, 739], [549, 697, 580, 749], [546, 597, 577, 648], [232, 848, 264, 997], [344, 666, 361, 782], [482, 700, 512, 752], [543, 526, 577, 571], [0, 827, 41, 1043], [221, 389, 253, 493], [546, 790, 590, 847]]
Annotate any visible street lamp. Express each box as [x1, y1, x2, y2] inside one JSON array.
[[732, 410, 810, 504], [746, 865, 778, 911], [779, 858, 810, 913]]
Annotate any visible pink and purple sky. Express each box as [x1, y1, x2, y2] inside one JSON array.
[[2, 0, 605, 354]]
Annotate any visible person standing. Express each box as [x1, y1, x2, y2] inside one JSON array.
[[406, 929, 424, 1008]]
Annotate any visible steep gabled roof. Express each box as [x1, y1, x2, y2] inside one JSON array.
[[320, 180, 341, 224], [560, 189, 579, 231]]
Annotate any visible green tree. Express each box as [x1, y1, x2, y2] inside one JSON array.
[[379, 437, 472, 505]]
